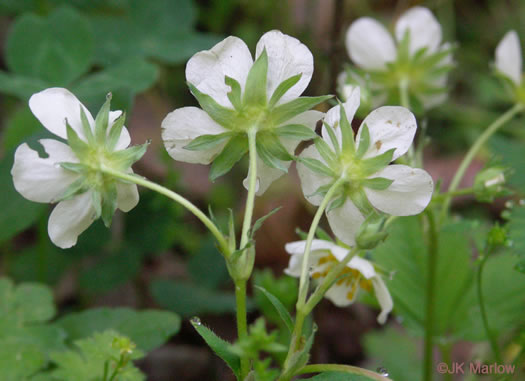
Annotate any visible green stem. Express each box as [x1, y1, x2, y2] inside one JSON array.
[[235, 280, 250, 378], [236, 129, 258, 379], [477, 254, 503, 363], [432, 187, 475, 202], [100, 165, 229, 255], [440, 343, 453, 381], [297, 364, 393, 381], [423, 209, 438, 381], [296, 178, 345, 310], [440, 103, 523, 222]]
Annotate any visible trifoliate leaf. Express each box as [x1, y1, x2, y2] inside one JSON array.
[[243, 49, 268, 107], [269, 74, 302, 107], [209, 134, 248, 181], [270, 95, 332, 125], [184, 132, 233, 151]]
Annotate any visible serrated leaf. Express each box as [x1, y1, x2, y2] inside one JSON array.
[[269, 74, 302, 107], [254, 286, 294, 332], [275, 124, 318, 140], [271, 95, 332, 125], [184, 132, 232, 151], [243, 49, 268, 106], [209, 134, 248, 181], [190, 319, 241, 379]]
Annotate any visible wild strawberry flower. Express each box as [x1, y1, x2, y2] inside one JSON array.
[[340, 6, 453, 113], [284, 239, 393, 324], [11, 88, 145, 248], [161, 30, 327, 195], [495, 30, 525, 104], [297, 87, 433, 245]]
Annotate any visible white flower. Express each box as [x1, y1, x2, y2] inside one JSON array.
[[11, 88, 140, 248], [162, 30, 324, 195], [297, 87, 434, 245], [495, 30, 523, 87], [284, 239, 393, 324], [343, 6, 452, 111]]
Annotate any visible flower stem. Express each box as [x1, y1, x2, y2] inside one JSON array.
[[477, 253, 503, 363], [439, 103, 523, 222], [399, 78, 418, 167], [423, 208, 438, 381], [296, 364, 393, 381], [100, 166, 229, 255], [432, 187, 475, 202], [236, 129, 258, 378]]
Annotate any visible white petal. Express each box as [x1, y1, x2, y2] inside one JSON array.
[[284, 239, 333, 277], [345, 18, 397, 70], [285, 239, 342, 256], [322, 88, 361, 149], [495, 30, 522, 85], [346, 256, 377, 279], [117, 182, 139, 212], [29, 88, 94, 140], [356, 106, 417, 161], [371, 276, 393, 324], [256, 30, 313, 104], [11, 140, 80, 203], [186, 36, 253, 108], [326, 199, 365, 246], [324, 281, 357, 307], [244, 158, 287, 196], [395, 6, 442, 55], [297, 145, 333, 206], [48, 191, 96, 248], [161, 107, 229, 164], [108, 111, 131, 150], [365, 164, 434, 216]]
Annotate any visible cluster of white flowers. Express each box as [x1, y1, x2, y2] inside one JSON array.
[[12, 8, 522, 324]]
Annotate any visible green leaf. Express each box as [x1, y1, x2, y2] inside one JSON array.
[[271, 95, 332, 125], [0, 153, 45, 244], [251, 207, 282, 238], [254, 286, 294, 332], [297, 157, 335, 177], [362, 177, 394, 191], [150, 279, 242, 317], [184, 132, 233, 151], [243, 49, 268, 106], [269, 74, 302, 107], [190, 319, 241, 380], [355, 123, 370, 158], [0, 71, 49, 101], [225, 76, 242, 110], [188, 82, 237, 127], [209, 134, 248, 181], [6, 6, 93, 84], [275, 124, 318, 140], [55, 308, 181, 352]]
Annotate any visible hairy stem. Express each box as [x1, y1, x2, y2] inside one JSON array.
[[235, 280, 250, 378], [440, 104, 523, 222], [423, 209, 438, 381], [100, 166, 229, 255]]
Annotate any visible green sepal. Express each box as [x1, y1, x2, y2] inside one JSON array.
[[355, 123, 371, 158], [56, 177, 89, 202], [362, 177, 394, 190], [315, 226, 333, 241], [322, 122, 341, 156], [60, 161, 89, 174], [111, 142, 149, 169], [326, 194, 346, 213], [274, 124, 318, 140], [418, 44, 455, 69], [270, 95, 332, 125], [250, 207, 282, 239], [225, 76, 242, 111], [269, 73, 302, 107], [66, 123, 89, 158], [184, 132, 233, 151], [361, 148, 395, 176], [256, 133, 293, 171], [190, 318, 241, 380], [338, 102, 355, 154], [253, 286, 294, 333], [349, 188, 375, 218], [243, 49, 268, 107], [91, 190, 102, 219], [209, 134, 248, 181], [94, 93, 112, 144], [306, 183, 332, 198], [296, 157, 335, 177], [188, 82, 237, 127], [80, 107, 95, 146], [228, 208, 236, 254], [314, 137, 337, 168], [396, 29, 411, 62], [106, 111, 126, 151], [101, 183, 118, 227]]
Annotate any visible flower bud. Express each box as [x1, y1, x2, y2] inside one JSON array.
[[356, 215, 388, 250]]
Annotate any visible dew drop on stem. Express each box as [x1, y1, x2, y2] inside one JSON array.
[[376, 367, 389, 377], [190, 316, 201, 326]]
